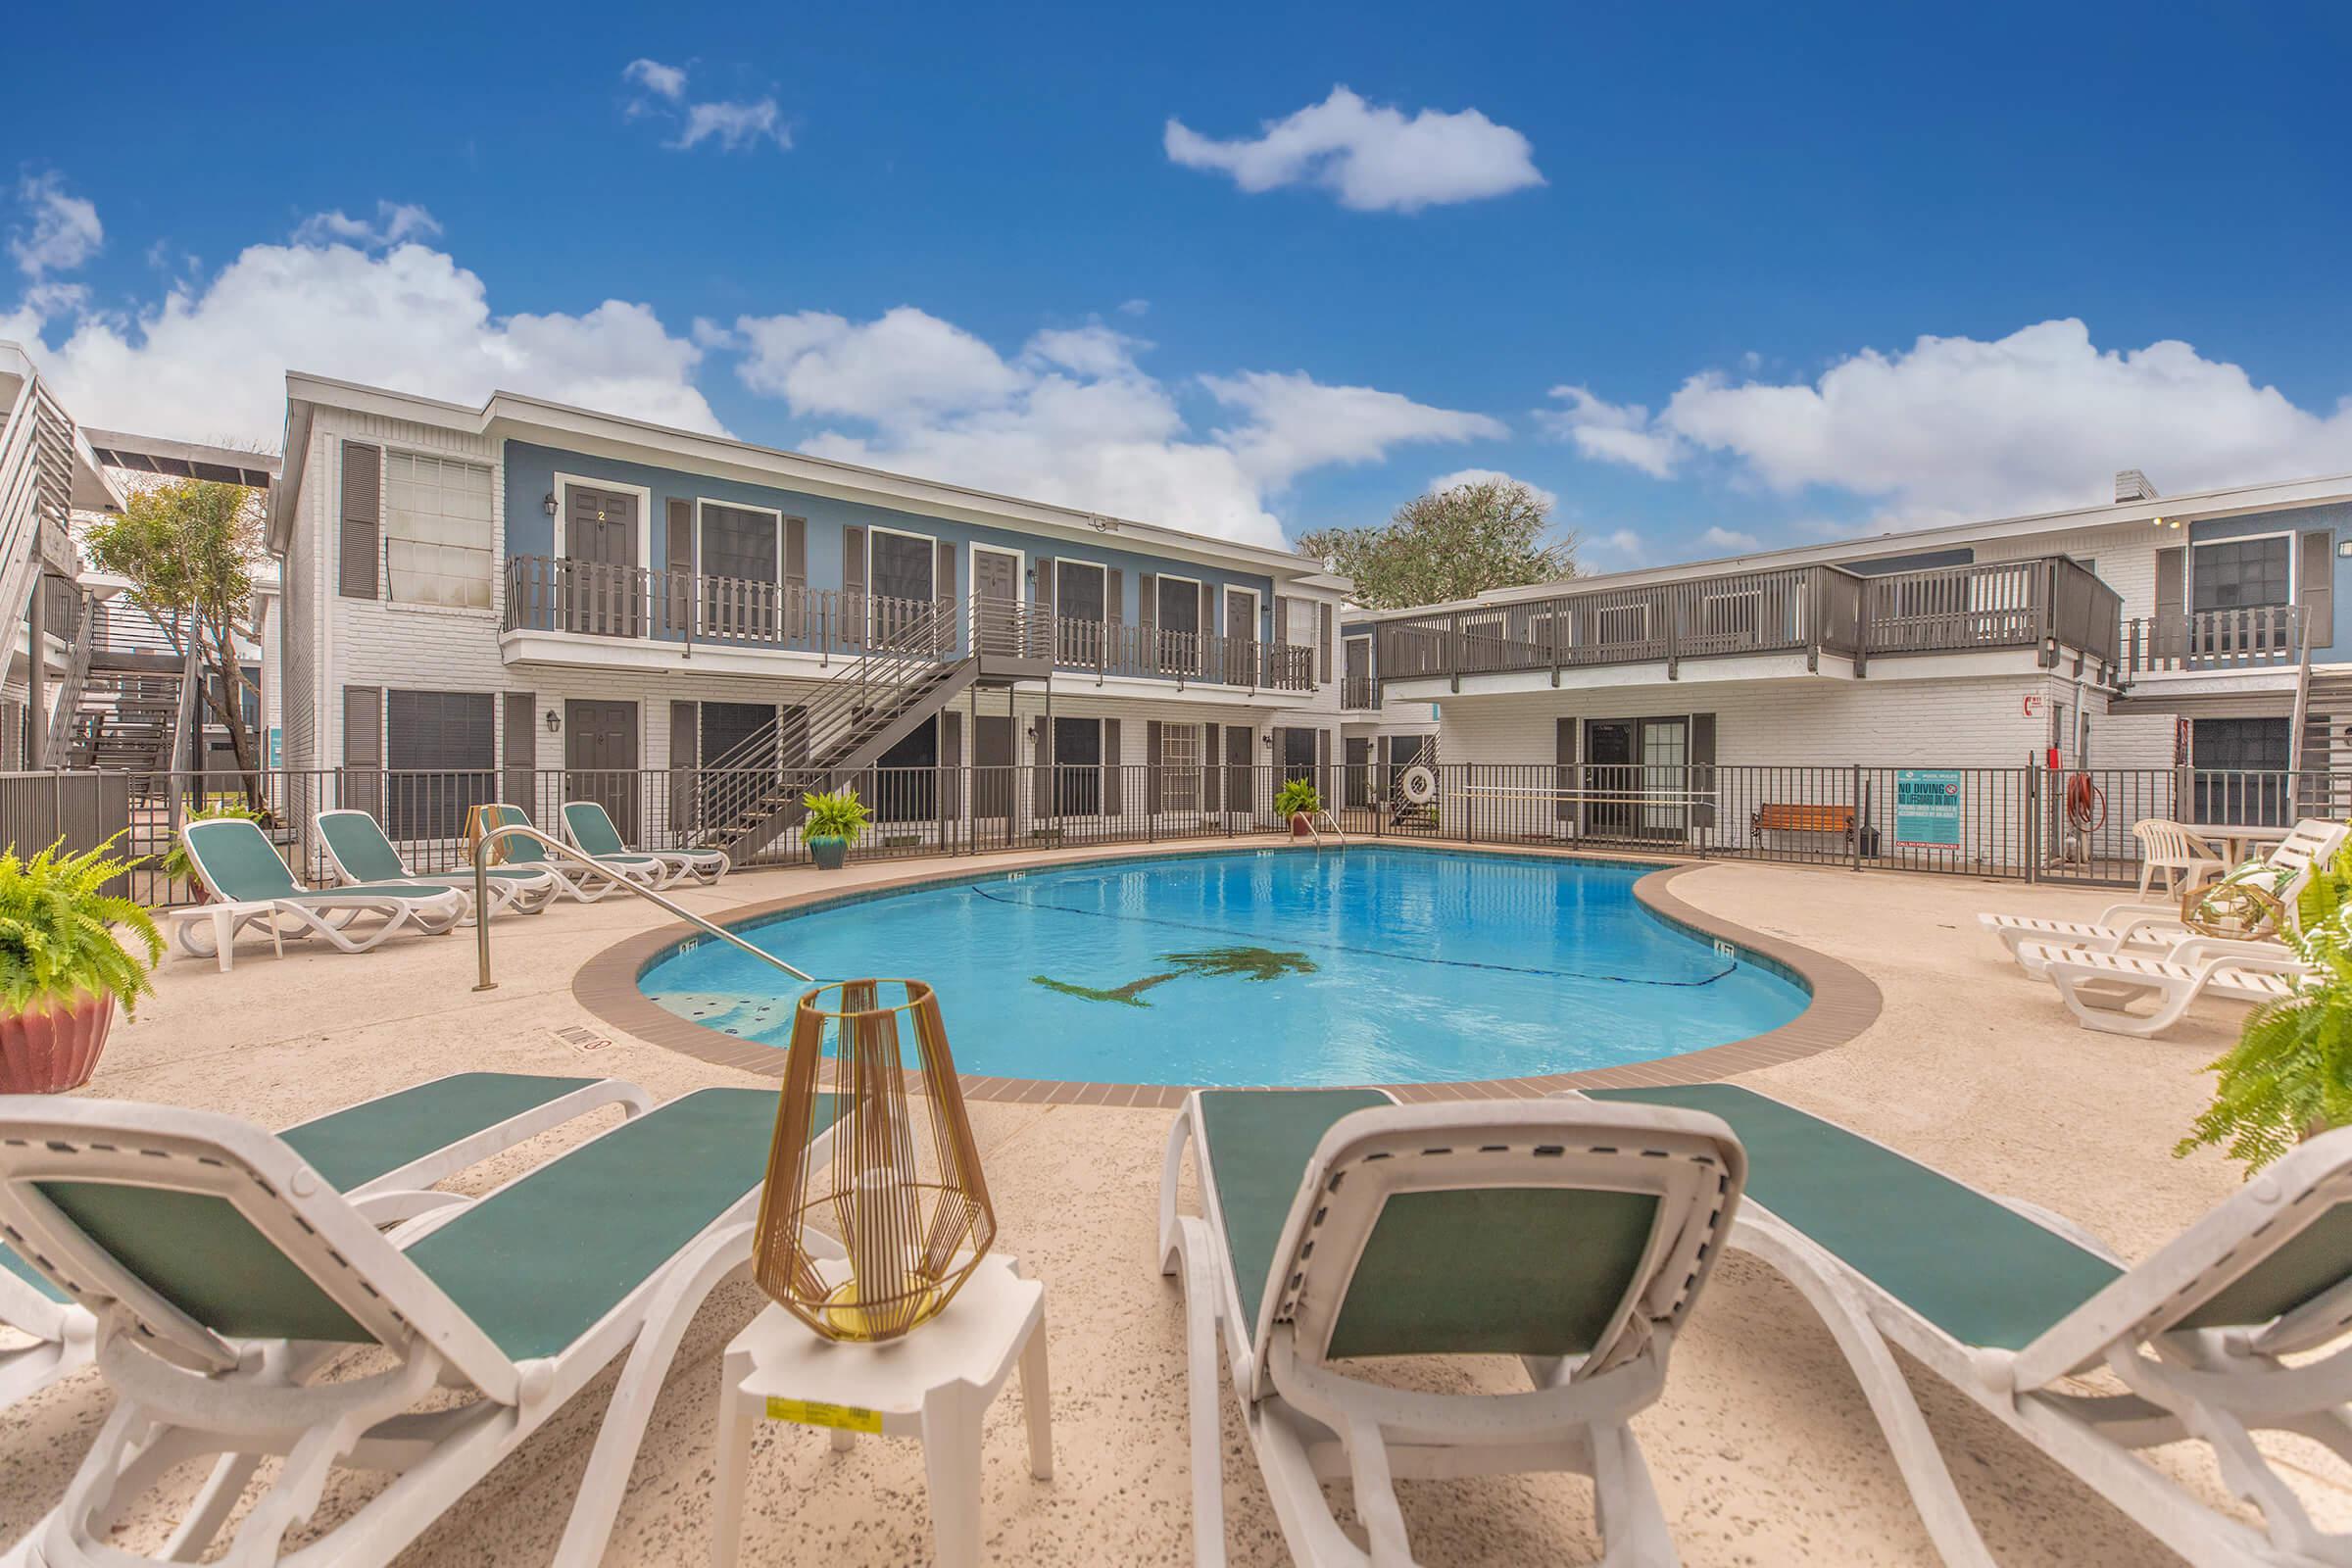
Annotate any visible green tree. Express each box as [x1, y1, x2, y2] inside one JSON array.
[[82, 478, 267, 788], [1298, 478, 1577, 610]]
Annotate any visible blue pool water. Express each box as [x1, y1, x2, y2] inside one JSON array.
[[638, 847, 1809, 1086]]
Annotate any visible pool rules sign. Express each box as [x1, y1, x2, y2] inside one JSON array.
[[1894, 769, 1963, 848]]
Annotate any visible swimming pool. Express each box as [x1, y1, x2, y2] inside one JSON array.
[[637, 847, 1809, 1087]]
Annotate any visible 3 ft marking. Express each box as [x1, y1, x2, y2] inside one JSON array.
[[1714, 940, 1736, 958]]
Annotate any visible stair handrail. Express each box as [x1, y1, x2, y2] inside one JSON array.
[[44, 582, 94, 760], [469, 821, 817, 993]]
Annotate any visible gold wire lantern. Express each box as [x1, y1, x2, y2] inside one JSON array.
[[752, 979, 997, 1343]]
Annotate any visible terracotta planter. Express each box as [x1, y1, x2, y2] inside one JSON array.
[[808, 836, 850, 871], [0, 992, 116, 1095], [1291, 812, 1314, 838]]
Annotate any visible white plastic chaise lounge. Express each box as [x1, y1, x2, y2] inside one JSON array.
[[163, 816, 468, 972], [0, 1083, 839, 1568], [1157, 1087, 1745, 1566], [2041, 948, 2312, 1037], [483, 803, 654, 905], [1979, 817, 2346, 969], [1586, 1082, 2352, 1568], [317, 808, 560, 918], [561, 798, 729, 888], [0, 1070, 650, 1412]]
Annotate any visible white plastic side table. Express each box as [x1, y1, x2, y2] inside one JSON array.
[[711, 1253, 1051, 1568]]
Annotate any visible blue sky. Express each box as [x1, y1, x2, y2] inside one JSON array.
[[7, 0, 2350, 564]]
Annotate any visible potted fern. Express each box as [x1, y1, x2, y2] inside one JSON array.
[[802, 787, 870, 871], [2176, 845, 2352, 1171], [1276, 777, 1322, 839], [0, 835, 164, 1095]]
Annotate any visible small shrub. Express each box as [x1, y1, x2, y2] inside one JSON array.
[[1276, 778, 1322, 818], [0, 835, 164, 1018], [802, 787, 871, 847]]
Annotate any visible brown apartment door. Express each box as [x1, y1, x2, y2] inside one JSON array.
[[1225, 723, 1254, 812], [1224, 588, 1255, 684], [973, 548, 1021, 656], [564, 488, 640, 636], [973, 712, 1014, 825], [565, 700, 640, 840]]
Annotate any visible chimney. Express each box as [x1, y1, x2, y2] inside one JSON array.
[[2115, 468, 2159, 504]]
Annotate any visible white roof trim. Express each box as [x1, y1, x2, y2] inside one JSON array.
[[280, 371, 1340, 581]]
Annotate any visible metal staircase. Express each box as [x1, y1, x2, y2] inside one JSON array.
[[694, 597, 1003, 859], [2295, 659, 2352, 818], [0, 373, 76, 701], [65, 601, 200, 773]]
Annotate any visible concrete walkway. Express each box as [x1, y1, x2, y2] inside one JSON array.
[[1, 848, 2338, 1565]]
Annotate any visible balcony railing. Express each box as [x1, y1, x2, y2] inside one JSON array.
[[1342, 674, 1380, 710], [1377, 556, 2119, 685], [2121, 606, 2303, 676], [500, 554, 1315, 692]]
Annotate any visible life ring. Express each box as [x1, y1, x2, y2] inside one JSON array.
[[1399, 764, 1438, 806]]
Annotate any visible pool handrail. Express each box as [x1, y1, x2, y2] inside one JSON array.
[[468, 821, 819, 994]]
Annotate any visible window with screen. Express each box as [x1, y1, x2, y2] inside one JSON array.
[[701, 505, 780, 637], [2192, 537, 2291, 612], [1056, 562, 1105, 621], [870, 531, 935, 603], [384, 454, 494, 609], [382, 689, 495, 840]]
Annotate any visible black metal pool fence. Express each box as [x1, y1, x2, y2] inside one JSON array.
[[0, 762, 2337, 909]]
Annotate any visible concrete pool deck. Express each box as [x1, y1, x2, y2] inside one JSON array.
[[2, 844, 2340, 1565]]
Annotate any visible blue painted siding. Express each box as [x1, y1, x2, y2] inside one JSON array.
[[501, 439, 1280, 654], [2187, 501, 2351, 662]]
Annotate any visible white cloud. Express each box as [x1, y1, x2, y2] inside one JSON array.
[[1117, 298, 1150, 318], [1697, 525, 1761, 553], [1537, 385, 1686, 477], [621, 60, 791, 152], [729, 308, 1500, 546], [678, 99, 790, 152], [1164, 86, 1543, 214], [1550, 319, 2352, 522], [1586, 528, 1652, 567], [10, 173, 103, 279], [624, 58, 687, 101], [8, 230, 721, 445], [291, 201, 441, 249], [1428, 467, 1558, 512]]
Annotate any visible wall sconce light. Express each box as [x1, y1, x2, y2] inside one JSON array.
[[1261, 733, 1274, 749], [1023, 723, 1038, 743], [544, 709, 561, 734], [542, 491, 560, 517]]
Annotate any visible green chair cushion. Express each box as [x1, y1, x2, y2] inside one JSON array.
[[562, 804, 629, 858], [1591, 1085, 2122, 1350], [317, 814, 411, 883], [305, 881, 465, 901], [404, 1087, 832, 1361], [2178, 1198, 2352, 1330], [1195, 1089, 1393, 1335], [183, 818, 301, 902]]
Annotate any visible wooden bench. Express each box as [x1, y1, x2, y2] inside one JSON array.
[[1751, 802, 1857, 844]]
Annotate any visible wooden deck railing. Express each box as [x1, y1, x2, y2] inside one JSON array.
[[2121, 606, 2303, 675]]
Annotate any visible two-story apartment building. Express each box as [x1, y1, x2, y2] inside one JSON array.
[[1354, 467, 2352, 854], [266, 372, 1356, 855]]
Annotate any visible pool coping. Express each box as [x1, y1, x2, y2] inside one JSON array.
[[572, 839, 1885, 1107]]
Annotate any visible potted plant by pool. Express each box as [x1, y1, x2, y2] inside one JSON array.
[[1277, 777, 1322, 839], [0, 835, 164, 1095], [2178, 845, 2352, 1169], [802, 787, 870, 872]]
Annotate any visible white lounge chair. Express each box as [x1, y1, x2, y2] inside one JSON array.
[[0, 1070, 650, 1411], [0, 1084, 839, 1568], [1587, 1082, 2352, 1568], [484, 803, 655, 904], [1980, 817, 2345, 968], [2042, 948, 2309, 1036], [561, 798, 728, 888], [317, 808, 559, 917], [1157, 1087, 1744, 1566], [163, 816, 467, 971]]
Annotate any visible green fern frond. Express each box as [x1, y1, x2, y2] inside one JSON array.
[[0, 833, 164, 1018]]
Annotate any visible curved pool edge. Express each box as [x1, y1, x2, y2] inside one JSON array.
[[572, 842, 1884, 1107]]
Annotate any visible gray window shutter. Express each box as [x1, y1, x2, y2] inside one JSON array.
[[2154, 545, 2186, 661], [2300, 531, 2333, 650], [503, 691, 536, 810], [1139, 573, 1156, 631], [1102, 717, 1122, 816], [670, 700, 698, 832], [1105, 567, 1123, 626], [665, 500, 694, 634], [1556, 716, 1577, 822], [940, 710, 962, 819], [1147, 719, 1163, 812], [1033, 717, 1054, 818], [343, 685, 382, 815], [1202, 721, 1220, 812], [841, 524, 866, 648], [1318, 603, 1334, 684], [338, 443, 381, 600], [1036, 556, 1054, 620], [936, 540, 956, 608], [1690, 712, 1717, 828], [1228, 724, 1253, 811]]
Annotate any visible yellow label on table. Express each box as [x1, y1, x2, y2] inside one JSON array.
[[764, 1396, 883, 1433]]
